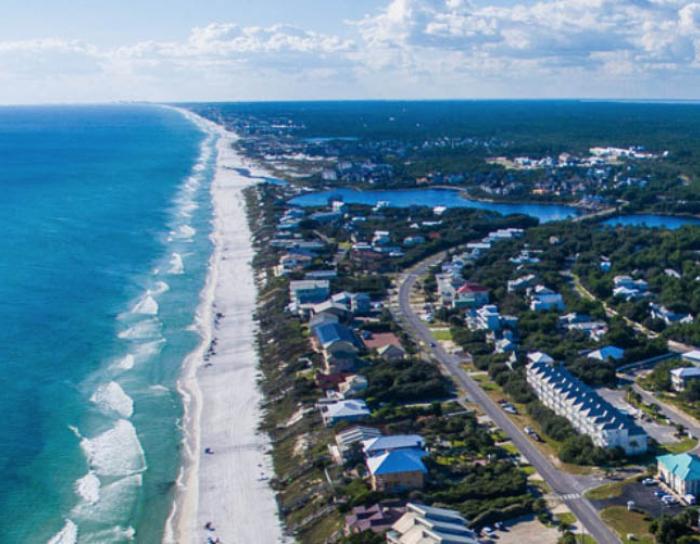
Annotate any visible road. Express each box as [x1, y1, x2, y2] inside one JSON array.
[[392, 252, 621, 544], [627, 381, 700, 452]]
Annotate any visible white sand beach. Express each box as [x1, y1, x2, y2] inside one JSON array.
[[164, 112, 286, 544]]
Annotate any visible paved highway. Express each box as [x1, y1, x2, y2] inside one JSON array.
[[392, 252, 620, 544]]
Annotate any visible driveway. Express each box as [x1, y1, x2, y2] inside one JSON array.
[[597, 387, 679, 444]]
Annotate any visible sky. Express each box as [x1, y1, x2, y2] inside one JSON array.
[[3, 0, 700, 104]]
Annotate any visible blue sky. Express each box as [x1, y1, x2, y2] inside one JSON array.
[[2, 0, 700, 104]]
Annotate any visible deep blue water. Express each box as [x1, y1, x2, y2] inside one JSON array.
[[0, 105, 216, 543], [601, 214, 700, 229], [289, 187, 579, 223]]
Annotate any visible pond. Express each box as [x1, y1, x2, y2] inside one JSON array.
[[289, 187, 579, 223]]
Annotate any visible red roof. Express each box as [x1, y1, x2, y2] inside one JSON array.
[[363, 332, 402, 350], [457, 282, 489, 294]]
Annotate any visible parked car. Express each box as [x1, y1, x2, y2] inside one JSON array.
[[523, 426, 533, 435], [531, 432, 543, 442], [642, 478, 658, 486], [684, 494, 697, 505], [482, 527, 496, 537], [662, 495, 677, 505], [654, 490, 666, 497]]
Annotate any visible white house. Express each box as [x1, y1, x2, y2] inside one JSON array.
[[529, 285, 565, 312], [671, 367, 700, 392]]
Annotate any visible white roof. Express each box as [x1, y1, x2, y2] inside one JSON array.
[[528, 351, 554, 364], [682, 350, 700, 363]]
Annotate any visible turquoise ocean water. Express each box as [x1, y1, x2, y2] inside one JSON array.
[[0, 105, 216, 543]]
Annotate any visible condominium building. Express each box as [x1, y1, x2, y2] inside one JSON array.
[[527, 360, 648, 455]]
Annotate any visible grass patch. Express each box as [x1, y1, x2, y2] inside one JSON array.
[[600, 506, 654, 544], [500, 442, 520, 456], [584, 478, 636, 501], [556, 512, 577, 528], [659, 436, 699, 454], [430, 328, 453, 341]]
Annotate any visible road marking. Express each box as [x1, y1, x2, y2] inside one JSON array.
[[559, 493, 582, 500]]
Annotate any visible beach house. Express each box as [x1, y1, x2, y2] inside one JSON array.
[[289, 279, 330, 306], [319, 399, 371, 426], [452, 282, 489, 309], [386, 503, 479, 544], [366, 449, 427, 492], [331, 426, 382, 463], [529, 285, 565, 312], [312, 322, 363, 373], [657, 453, 700, 497]]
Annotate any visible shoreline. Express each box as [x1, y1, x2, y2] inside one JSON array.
[[164, 109, 285, 544]]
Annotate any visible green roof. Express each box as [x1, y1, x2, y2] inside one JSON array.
[[657, 453, 700, 481]]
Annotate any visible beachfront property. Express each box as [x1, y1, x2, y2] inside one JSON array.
[[528, 285, 565, 312], [527, 360, 648, 455], [386, 503, 479, 544], [657, 453, 700, 497], [331, 426, 382, 463], [339, 374, 369, 397], [362, 435, 426, 457], [367, 449, 427, 492], [289, 279, 330, 306], [612, 275, 649, 301], [275, 252, 313, 276], [344, 503, 406, 536], [649, 302, 694, 326], [311, 322, 364, 373], [319, 399, 371, 426], [363, 434, 427, 492], [671, 367, 700, 392]]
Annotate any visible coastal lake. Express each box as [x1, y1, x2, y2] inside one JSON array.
[[289, 187, 579, 223], [602, 214, 700, 229]]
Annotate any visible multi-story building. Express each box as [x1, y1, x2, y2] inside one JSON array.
[[527, 360, 648, 455]]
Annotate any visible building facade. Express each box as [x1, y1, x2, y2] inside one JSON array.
[[527, 361, 648, 455]]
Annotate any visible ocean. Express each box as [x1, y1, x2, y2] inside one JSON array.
[[0, 104, 217, 543]]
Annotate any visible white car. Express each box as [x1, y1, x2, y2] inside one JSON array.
[[642, 478, 658, 486]]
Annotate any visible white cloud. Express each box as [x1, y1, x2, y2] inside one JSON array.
[[3, 2, 700, 103]]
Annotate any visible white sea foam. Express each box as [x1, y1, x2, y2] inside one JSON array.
[[151, 280, 170, 296], [81, 419, 146, 477], [149, 384, 170, 395], [90, 381, 134, 419], [168, 253, 184, 274], [75, 471, 101, 505], [47, 519, 78, 544], [177, 200, 199, 218], [80, 525, 136, 543], [117, 318, 161, 340], [131, 294, 159, 316], [115, 354, 135, 371], [72, 475, 142, 527], [175, 225, 197, 240]]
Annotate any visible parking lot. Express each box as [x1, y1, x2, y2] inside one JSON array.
[[591, 480, 685, 518], [597, 387, 679, 444]]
